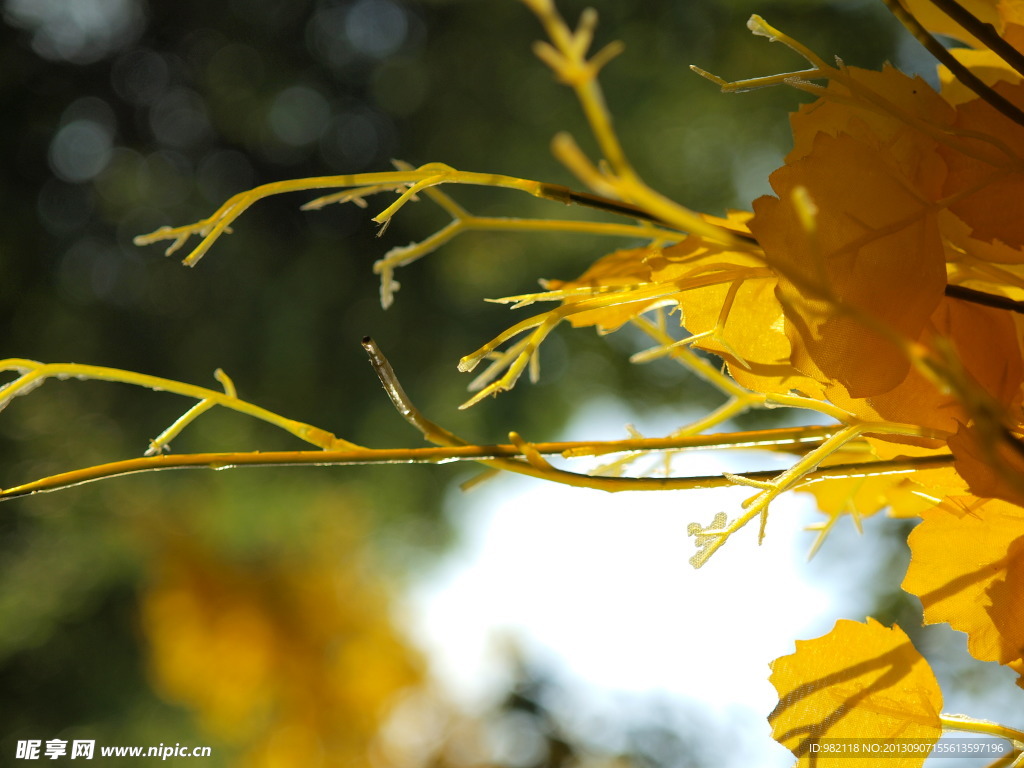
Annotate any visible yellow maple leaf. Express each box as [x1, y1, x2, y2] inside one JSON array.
[[949, 423, 1024, 508], [769, 618, 943, 767], [907, 0, 1024, 50], [801, 450, 970, 565], [938, 47, 1023, 106], [541, 245, 658, 332], [901, 0, 1001, 46], [646, 237, 795, 382], [939, 79, 1024, 248], [862, 297, 1023, 436], [805, 471, 943, 524], [751, 131, 947, 399], [788, 64, 953, 192], [902, 497, 1024, 687], [740, 53, 1024, 459]]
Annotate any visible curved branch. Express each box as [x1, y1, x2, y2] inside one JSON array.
[[0, 442, 954, 503]]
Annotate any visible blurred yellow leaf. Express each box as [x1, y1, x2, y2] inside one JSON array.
[[938, 47, 1023, 106], [139, 500, 424, 766], [900, 0, 1000, 45]]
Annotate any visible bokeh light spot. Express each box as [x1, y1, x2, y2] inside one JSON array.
[[319, 110, 383, 171], [37, 180, 95, 236], [4, 0, 145, 64], [197, 149, 257, 204], [345, 0, 407, 58], [111, 49, 170, 106], [371, 57, 429, 116], [149, 88, 212, 149], [205, 43, 265, 100], [49, 119, 114, 183], [268, 86, 331, 147]]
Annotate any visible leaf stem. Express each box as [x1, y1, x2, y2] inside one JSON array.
[[940, 714, 1024, 747]]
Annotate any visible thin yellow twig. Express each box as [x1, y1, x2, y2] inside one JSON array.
[[521, 0, 750, 248], [0, 433, 954, 503], [940, 714, 1024, 749], [0, 359, 357, 451]]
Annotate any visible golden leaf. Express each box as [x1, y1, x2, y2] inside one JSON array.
[[938, 48, 1023, 106], [805, 473, 936, 523], [901, 0, 1001, 46], [751, 132, 947, 398], [939, 79, 1024, 248], [541, 246, 658, 332], [902, 497, 1024, 687], [865, 297, 1023, 437], [788, 64, 952, 194], [647, 237, 795, 383], [769, 618, 943, 767], [950, 423, 1024, 508]]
